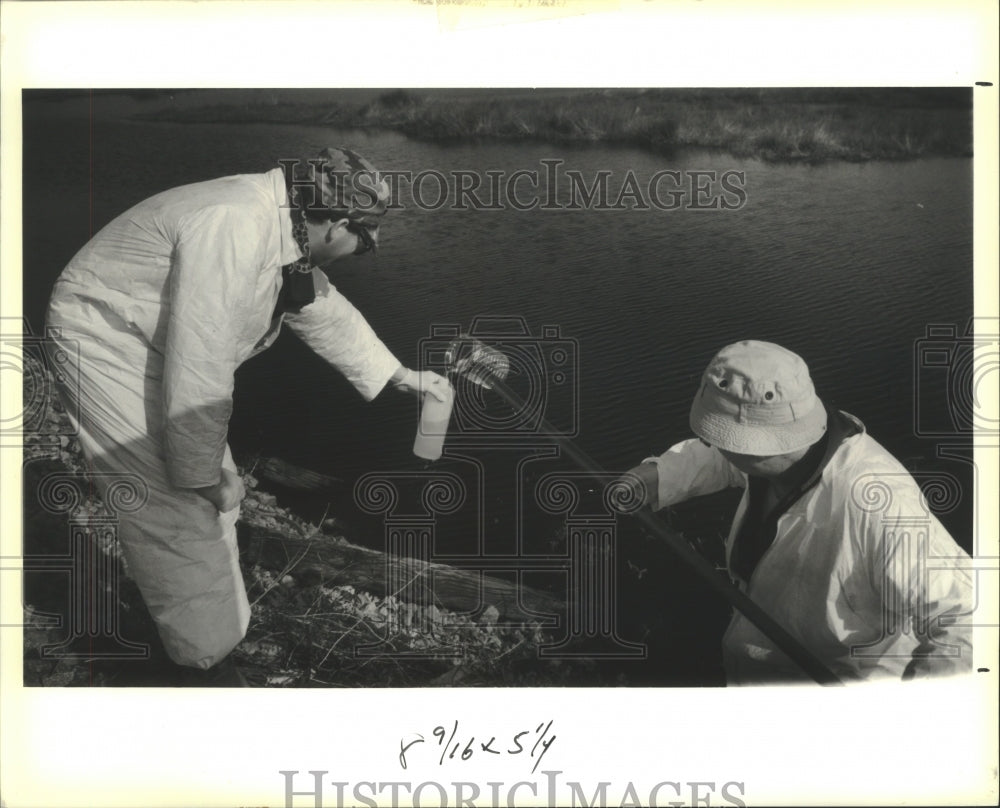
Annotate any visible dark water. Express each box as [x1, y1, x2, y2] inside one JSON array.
[[21, 96, 974, 683]]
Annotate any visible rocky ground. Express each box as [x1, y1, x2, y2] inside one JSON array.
[[19, 362, 598, 688]]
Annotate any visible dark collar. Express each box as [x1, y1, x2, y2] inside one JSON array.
[[275, 199, 316, 314], [758, 409, 862, 516]]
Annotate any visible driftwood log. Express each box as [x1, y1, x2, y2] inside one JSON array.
[[243, 525, 566, 624], [254, 457, 343, 491]]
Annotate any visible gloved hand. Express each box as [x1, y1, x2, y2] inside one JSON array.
[[390, 367, 451, 402], [192, 468, 246, 513]]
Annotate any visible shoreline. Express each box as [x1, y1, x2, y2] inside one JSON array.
[[22, 361, 726, 687], [125, 87, 973, 164]]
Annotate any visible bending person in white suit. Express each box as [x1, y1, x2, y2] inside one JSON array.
[[46, 146, 448, 685]]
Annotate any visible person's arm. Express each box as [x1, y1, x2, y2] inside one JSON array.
[[620, 438, 745, 512], [284, 269, 407, 400], [285, 270, 448, 401], [163, 205, 260, 492], [866, 491, 973, 679]]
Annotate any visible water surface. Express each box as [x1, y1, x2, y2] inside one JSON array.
[[21, 99, 974, 683]]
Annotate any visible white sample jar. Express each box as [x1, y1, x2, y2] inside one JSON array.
[[413, 383, 455, 461]]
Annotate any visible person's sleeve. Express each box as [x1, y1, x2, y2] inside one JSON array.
[[163, 205, 259, 488], [865, 485, 974, 678], [283, 269, 402, 401], [643, 438, 746, 511]]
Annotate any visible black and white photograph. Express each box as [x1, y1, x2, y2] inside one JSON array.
[[2, 2, 997, 807]]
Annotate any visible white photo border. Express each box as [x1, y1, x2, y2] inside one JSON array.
[[1, 2, 997, 807]]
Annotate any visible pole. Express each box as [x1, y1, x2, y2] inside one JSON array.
[[484, 374, 843, 686]]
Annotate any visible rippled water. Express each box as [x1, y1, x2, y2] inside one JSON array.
[[23, 106, 974, 550], [21, 96, 975, 683]]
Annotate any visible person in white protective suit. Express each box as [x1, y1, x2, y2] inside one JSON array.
[[45, 146, 449, 685], [623, 340, 973, 684]]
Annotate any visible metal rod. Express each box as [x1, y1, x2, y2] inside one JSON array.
[[482, 373, 843, 686]]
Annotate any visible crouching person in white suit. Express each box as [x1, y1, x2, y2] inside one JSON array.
[[46, 146, 449, 685], [622, 340, 973, 684]]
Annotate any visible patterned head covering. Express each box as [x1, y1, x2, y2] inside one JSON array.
[[308, 146, 390, 227], [283, 145, 391, 257], [277, 146, 391, 311]]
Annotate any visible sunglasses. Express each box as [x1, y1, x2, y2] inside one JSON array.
[[347, 219, 379, 256]]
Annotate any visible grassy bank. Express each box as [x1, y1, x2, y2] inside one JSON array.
[[136, 88, 972, 163]]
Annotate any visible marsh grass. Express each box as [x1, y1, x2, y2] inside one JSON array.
[[143, 88, 971, 163]]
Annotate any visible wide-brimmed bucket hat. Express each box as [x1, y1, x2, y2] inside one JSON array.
[[689, 340, 828, 455]]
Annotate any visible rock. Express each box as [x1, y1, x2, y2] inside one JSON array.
[[322, 517, 352, 534]]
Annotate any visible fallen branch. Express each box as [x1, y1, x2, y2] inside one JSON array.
[[255, 457, 343, 491], [244, 525, 565, 624]]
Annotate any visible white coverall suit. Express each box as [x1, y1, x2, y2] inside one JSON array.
[[46, 168, 401, 668], [645, 413, 973, 683]]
